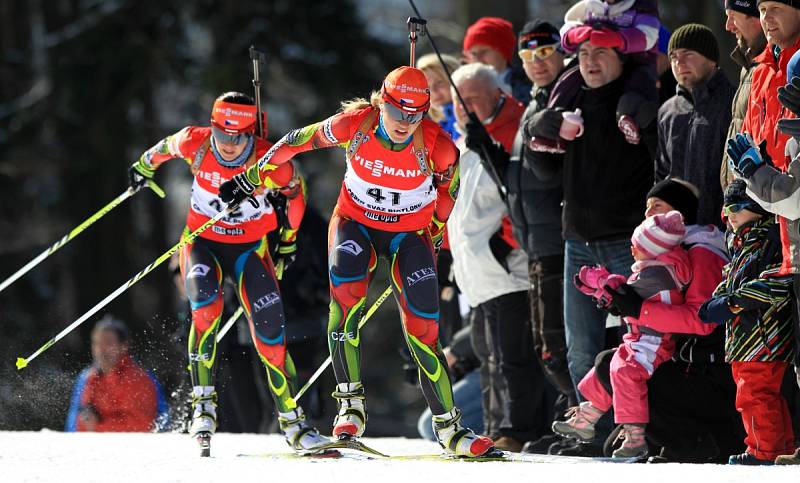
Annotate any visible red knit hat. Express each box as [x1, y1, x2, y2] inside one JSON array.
[[382, 66, 431, 112], [631, 210, 686, 259], [463, 17, 516, 63]]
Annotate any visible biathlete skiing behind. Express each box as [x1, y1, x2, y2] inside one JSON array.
[[128, 91, 328, 455], [218, 66, 496, 458]]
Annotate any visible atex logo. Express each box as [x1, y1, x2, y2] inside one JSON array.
[[406, 267, 436, 286], [254, 292, 280, 312], [336, 240, 363, 256], [187, 264, 211, 279]]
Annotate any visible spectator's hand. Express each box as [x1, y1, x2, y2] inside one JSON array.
[[727, 133, 770, 179], [698, 296, 734, 325], [608, 284, 643, 318], [219, 172, 259, 208], [465, 113, 509, 174], [778, 77, 800, 116], [128, 162, 152, 191], [526, 107, 564, 140], [590, 27, 626, 50], [616, 93, 658, 145]]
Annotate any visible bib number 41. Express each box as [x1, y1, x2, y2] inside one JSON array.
[[366, 187, 401, 206]]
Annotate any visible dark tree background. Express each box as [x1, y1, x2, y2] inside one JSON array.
[[0, 0, 734, 434]]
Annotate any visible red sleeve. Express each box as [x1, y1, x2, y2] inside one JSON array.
[[75, 370, 99, 432], [431, 130, 460, 226], [251, 109, 361, 184], [137, 126, 206, 174], [263, 160, 307, 243], [636, 246, 725, 335]]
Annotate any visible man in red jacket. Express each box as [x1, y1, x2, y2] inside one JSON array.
[[741, 1, 800, 168], [67, 316, 159, 432]]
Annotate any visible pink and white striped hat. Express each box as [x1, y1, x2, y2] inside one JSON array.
[[631, 210, 686, 259]]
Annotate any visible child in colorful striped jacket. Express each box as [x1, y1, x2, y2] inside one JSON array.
[[699, 179, 795, 465]]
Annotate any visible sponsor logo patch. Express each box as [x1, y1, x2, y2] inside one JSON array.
[[253, 292, 281, 312], [406, 267, 436, 286], [336, 240, 363, 256]]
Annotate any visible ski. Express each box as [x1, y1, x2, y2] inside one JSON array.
[[305, 435, 389, 458], [197, 432, 212, 457]]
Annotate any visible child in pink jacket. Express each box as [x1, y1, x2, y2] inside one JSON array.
[[555, 210, 691, 459]]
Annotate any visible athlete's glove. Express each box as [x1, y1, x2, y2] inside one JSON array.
[[428, 218, 446, 253], [128, 161, 153, 191], [727, 133, 770, 179], [219, 172, 259, 208]]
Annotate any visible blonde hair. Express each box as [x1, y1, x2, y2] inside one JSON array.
[[417, 53, 460, 122], [340, 90, 382, 113]]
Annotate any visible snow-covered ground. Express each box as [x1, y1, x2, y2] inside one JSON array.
[[2, 431, 797, 483]]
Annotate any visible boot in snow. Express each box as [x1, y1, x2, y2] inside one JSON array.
[[433, 407, 495, 457], [332, 382, 366, 438], [612, 424, 648, 459], [551, 402, 604, 442], [775, 448, 800, 465], [279, 407, 329, 451], [729, 452, 775, 465], [189, 386, 217, 437]]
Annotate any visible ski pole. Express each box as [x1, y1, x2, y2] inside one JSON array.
[[292, 284, 394, 403], [16, 204, 235, 370], [406, 0, 507, 200], [0, 180, 165, 294], [249, 45, 268, 138], [215, 306, 243, 342]]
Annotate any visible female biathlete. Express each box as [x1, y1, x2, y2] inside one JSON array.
[[128, 92, 327, 454], [219, 67, 495, 458]]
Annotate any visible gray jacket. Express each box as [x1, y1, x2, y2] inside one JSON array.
[[656, 69, 735, 226]]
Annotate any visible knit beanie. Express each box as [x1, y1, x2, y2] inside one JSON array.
[[518, 19, 560, 51], [463, 17, 517, 63], [723, 178, 770, 215], [726, 0, 759, 17], [668, 23, 720, 63], [757, 0, 799, 8], [632, 211, 687, 259], [646, 179, 700, 226]]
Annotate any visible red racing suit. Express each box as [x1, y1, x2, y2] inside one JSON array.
[[135, 126, 307, 412], [240, 106, 461, 415]]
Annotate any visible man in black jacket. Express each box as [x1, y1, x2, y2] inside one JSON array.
[[527, 38, 656, 454], [465, 19, 573, 454], [656, 23, 735, 227]]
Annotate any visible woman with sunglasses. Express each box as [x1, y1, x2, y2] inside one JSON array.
[[219, 67, 496, 458], [127, 91, 326, 455]]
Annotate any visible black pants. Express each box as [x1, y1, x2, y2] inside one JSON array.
[[471, 290, 552, 442], [529, 255, 576, 406]]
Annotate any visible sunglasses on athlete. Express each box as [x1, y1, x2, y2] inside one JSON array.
[[518, 45, 558, 62], [383, 101, 426, 124], [211, 126, 251, 145], [722, 202, 757, 217]]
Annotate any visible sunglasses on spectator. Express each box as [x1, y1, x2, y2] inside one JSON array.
[[383, 101, 425, 124], [723, 202, 757, 216], [211, 126, 250, 145], [518, 45, 558, 62]]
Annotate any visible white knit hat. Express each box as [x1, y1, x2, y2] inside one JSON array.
[[631, 210, 686, 258]]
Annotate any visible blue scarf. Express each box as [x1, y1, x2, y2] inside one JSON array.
[[211, 135, 254, 168]]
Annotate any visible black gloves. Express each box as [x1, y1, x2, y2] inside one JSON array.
[[128, 162, 152, 191], [525, 107, 564, 140], [465, 114, 510, 176], [777, 77, 800, 137], [607, 284, 644, 318], [219, 172, 259, 208]]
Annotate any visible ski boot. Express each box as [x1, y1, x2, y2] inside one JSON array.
[[612, 424, 648, 459], [433, 407, 496, 458], [189, 386, 217, 457], [551, 402, 604, 442], [278, 407, 330, 452], [332, 382, 367, 439]]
